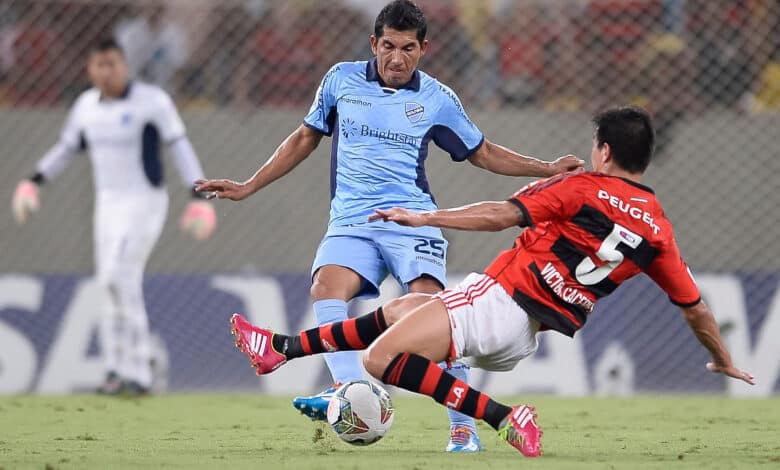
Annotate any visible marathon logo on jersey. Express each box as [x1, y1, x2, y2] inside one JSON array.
[[597, 190, 660, 234], [360, 125, 419, 146], [342, 97, 372, 108], [404, 102, 425, 123]]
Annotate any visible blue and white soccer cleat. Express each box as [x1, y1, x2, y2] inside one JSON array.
[[445, 425, 483, 452], [292, 383, 341, 421]]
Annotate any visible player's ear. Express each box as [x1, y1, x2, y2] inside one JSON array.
[[600, 142, 612, 165], [419, 39, 429, 56], [369, 35, 378, 55]]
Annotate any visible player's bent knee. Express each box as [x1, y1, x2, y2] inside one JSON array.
[[363, 343, 395, 380], [381, 297, 406, 325], [309, 280, 341, 302], [309, 276, 356, 302]]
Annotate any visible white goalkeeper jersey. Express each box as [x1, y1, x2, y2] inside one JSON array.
[[36, 81, 204, 194]]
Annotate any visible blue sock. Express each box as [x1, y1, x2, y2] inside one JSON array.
[[441, 361, 478, 431], [314, 299, 363, 385]]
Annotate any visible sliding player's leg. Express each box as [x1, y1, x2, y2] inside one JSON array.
[[361, 296, 541, 457], [230, 293, 431, 372], [230, 276, 543, 456]]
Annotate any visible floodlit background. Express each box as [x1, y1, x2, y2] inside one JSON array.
[[0, 0, 778, 395]]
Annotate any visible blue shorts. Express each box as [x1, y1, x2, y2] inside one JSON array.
[[311, 221, 448, 300]]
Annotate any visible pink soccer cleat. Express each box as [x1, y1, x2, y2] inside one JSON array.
[[229, 313, 287, 375], [497, 404, 543, 457]]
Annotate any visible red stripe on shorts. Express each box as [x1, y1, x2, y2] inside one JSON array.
[[466, 278, 496, 303], [463, 275, 491, 299]]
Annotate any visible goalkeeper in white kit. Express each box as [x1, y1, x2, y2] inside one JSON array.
[[11, 38, 216, 395]]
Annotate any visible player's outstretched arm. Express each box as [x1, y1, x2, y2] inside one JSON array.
[[468, 139, 584, 177], [681, 301, 755, 385], [369, 200, 526, 232], [195, 124, 323, 201]]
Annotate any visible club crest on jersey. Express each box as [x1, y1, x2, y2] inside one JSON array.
[[405, 102, 424, 123], [120, 113, 133, 125]]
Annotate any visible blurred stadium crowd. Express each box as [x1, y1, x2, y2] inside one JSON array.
[[1, 0, 778, 117]]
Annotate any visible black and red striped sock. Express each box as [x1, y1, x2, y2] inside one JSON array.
[[272, 307, 388, 359], [381, 352, 512, 430]]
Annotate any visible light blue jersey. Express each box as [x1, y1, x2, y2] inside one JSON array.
[[304, 59, 481, 430], [304, 58, 484, 227]]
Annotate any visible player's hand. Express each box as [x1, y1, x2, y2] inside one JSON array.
[[549, 155, 585, 175], [180, 200, 216, 240], [706, 362, 755, 385], [12, 180, 40, 224], [194, 178, 252, 201], [369, 208, 427, 227]]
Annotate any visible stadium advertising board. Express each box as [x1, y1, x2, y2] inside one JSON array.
[[0, 273, 776, 396]]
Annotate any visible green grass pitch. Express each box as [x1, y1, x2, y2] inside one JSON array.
[[1, 394, 779, 469]]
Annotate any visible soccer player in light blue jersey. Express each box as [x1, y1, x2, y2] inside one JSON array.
[[197, 0, 582, 452]]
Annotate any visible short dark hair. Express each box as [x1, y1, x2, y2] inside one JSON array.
[[90, 37, 124, 56], [374, 0, 427, 43], [593, 106, 655, 173]]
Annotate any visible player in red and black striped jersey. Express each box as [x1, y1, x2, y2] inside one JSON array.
[[487, 168, 700, 337], [227, 106, 753, 457]]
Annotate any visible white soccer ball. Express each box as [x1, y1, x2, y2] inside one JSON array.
[[326, 380, 394, 445]]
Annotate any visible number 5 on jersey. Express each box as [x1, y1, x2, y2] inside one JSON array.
[[575, 223, 642, 285]]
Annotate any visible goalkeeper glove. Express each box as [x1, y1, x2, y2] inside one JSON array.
[[180, 200, 216, 240], [12, 180, 40, 224]]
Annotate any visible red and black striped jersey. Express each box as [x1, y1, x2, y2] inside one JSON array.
[[484, 170, 701, 337]]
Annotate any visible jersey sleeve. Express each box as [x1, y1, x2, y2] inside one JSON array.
[[154, 90, 186, 143], [58, 98, 84, 151], [36, 97, 84, 181], [431, 84, 484, 161], [645, 236, 701, 307], [169, 136, 205, 186], [303, 64, 341, 136], [509, 172, 585, 226]]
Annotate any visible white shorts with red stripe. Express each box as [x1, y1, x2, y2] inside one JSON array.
[[435, 272, 540, 372]]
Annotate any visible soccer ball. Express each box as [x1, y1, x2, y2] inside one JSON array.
[[326, 380, 394, 445]]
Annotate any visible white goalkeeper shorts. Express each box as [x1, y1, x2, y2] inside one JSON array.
[[436, 272, 540, 372], [94, 190, 168, 284]]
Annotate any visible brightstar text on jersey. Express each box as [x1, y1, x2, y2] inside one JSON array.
[[360, 125, 419, 146]]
